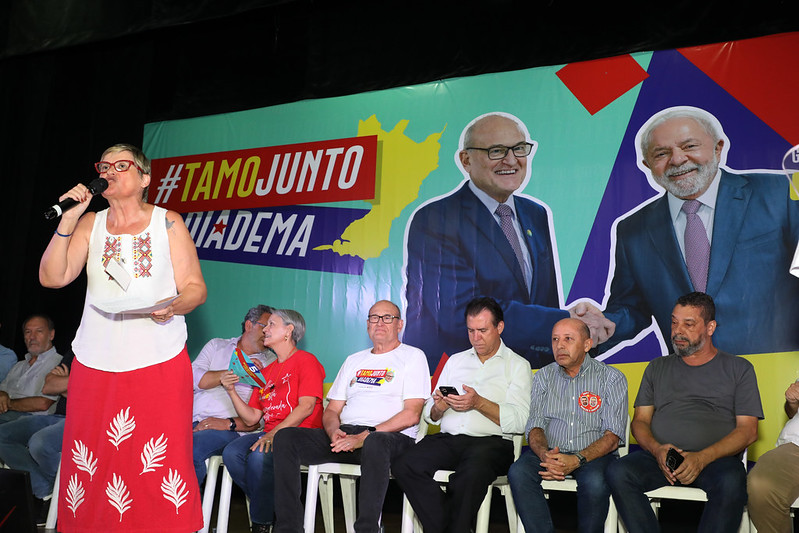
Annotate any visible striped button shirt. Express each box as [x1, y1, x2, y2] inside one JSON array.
[[525, 356, 627, 452]]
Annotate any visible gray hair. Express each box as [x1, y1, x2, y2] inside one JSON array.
[[102, 143, 151, 174], [272, 309, 306, 344], [23, 313, 55, 332], [102, 143, 152, 200], [241, 304, 275, 333], [639, 107, 722, 159]]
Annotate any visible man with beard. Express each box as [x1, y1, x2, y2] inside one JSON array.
[[606, 292, 762, 533], [601, 106, 799, 355]]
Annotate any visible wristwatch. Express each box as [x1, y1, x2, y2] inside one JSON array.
[[575, 452, 587, 467], [366, 426, 377, 433], [228, 417, 237, 432]]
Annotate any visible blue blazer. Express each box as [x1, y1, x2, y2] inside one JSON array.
[[603, 170, 799, 355], [403, 182, 567, 369]]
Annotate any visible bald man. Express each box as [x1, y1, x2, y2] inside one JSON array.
[[404, 112, 612, 371], [508, 318, 627, 533]]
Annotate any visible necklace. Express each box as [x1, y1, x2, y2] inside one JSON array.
[[262, 346, 297, 397]]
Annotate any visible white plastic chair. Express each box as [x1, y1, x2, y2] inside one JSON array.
[[303, 462, 356, 533], [209, 455, 310, 533], [533, 418, 631, 533], [401, 431, 525, 533], [45, 460, 61, 529], [303, 418, 428, 533], [788, 495, 799, 532], [214, 463, 241, 533], [197, 455, 239, 533], [199, 455, 224, 533], [618, 449, 751, 533]]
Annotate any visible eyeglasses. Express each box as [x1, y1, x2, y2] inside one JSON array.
[[94, 160, 143, 174], [367, 314, 400, 324], [254, 321, 268, 329], [465, 142, 535, 160]]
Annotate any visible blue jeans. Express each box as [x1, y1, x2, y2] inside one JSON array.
[[273, 427, 414, 533], [508, 448, 616, 533], [0, 414, 65, 498], [222, 432, 275, 526], [191, 422, 241, 484], [606, 450, 747, 533], [0, 410, 31, 424]]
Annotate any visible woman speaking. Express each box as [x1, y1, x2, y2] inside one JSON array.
[[39, 144, 206, 532]]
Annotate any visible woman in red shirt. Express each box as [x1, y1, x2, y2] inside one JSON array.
[[221, 309, 324, 533]]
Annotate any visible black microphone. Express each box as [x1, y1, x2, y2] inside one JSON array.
[[44, 178, 109, 220]]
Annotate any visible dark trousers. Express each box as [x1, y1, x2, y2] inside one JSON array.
[[392, 432, 514, 533], [273, 427, 414, 533], [606, 450, 747, 533]]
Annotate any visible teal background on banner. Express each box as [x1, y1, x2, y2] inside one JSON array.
[[144, 55, 651, 369]]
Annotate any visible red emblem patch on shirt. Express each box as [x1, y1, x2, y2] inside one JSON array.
[[578, 391, 602, 412]]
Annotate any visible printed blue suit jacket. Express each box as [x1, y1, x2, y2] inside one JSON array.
[[603, 169, 799, 355], [404, 182, 567, 369]]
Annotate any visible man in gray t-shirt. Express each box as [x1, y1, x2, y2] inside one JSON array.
[[607, 292, 763, 533]]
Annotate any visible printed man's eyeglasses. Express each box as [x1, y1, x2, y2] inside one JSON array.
[[367, 314, 400, 324], [464, 142, 534, 160]]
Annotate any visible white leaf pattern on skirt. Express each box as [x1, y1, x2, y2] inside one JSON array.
[[66, 474, 85, 517], [140, 433, 168, 474], [71, 440, 98, 480], [107, 407, 136, 450], [161, 468, 188, 514], [106, 473, 133, 522]]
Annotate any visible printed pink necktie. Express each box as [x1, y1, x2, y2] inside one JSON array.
[[496, 203, 527, 277], [682, 199, 710, 292]]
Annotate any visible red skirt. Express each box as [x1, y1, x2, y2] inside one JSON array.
[[58, 348, 202, 532]]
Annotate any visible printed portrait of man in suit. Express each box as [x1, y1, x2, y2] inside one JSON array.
[[402, 112, 613, 370], [601, 106, 799, 356]]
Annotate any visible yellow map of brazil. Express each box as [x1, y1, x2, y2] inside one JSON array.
[[314, 115, 445, 259]]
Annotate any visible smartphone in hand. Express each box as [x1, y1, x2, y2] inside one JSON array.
[[439, 386, 459, 396], [665, 447, 684, 471]]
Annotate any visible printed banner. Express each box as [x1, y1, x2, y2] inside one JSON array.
[[185, 205, 369, 275], [150, 135, 378, 212], [145, 32, 799, 459]]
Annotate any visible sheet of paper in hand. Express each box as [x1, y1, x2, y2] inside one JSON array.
[[228, 349, 267, 388]]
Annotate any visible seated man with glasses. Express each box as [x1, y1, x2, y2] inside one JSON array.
[[403, 112, 614, 372], [273, 300, 430, 533], [190, 304, 276, 485]]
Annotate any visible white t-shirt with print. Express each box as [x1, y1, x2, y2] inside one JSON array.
[[326, 343, 430, 438]]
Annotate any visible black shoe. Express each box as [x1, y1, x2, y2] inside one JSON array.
[[34, 497, 51, 526], [251, 523, 273, 533]]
